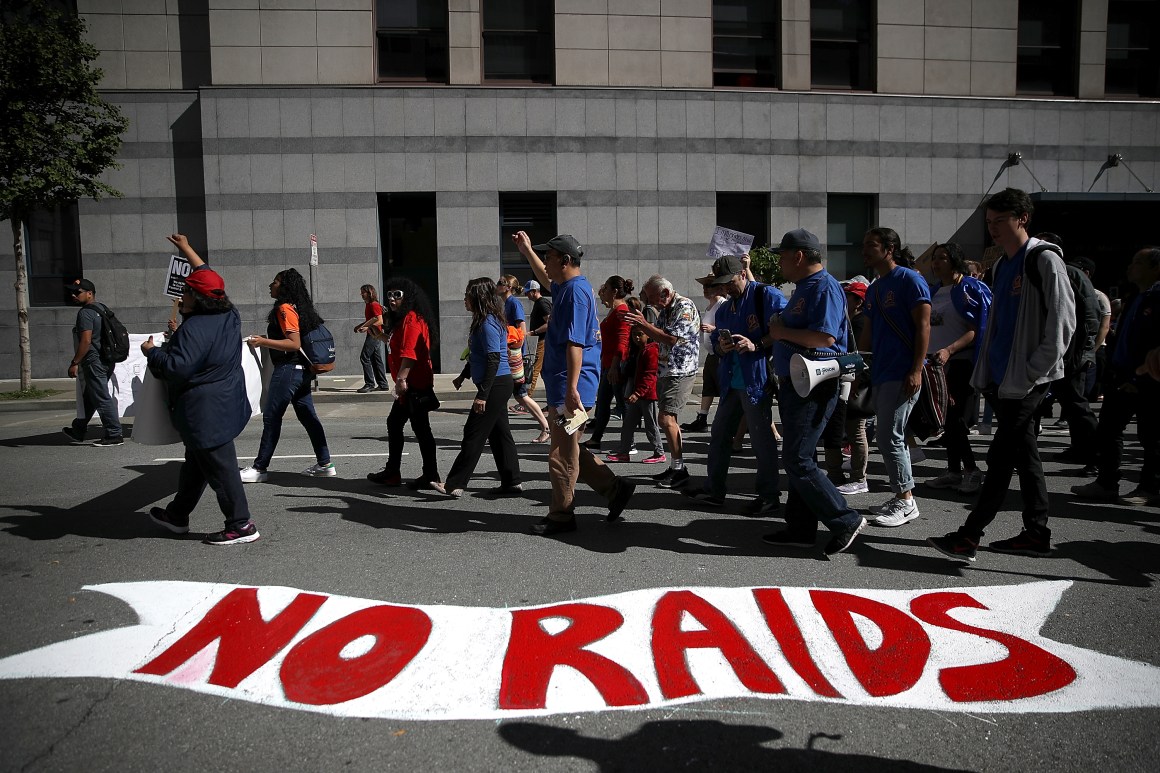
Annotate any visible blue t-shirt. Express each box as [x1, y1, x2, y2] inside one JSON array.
[[504, 295, 525, 326], [544, 275, 601, 408], [988, 242, 1028, 386], [711, 282, 788, 399], [773, 270, 848, 378], [468, 315, 511, 385], [864, 266, 932, 385]]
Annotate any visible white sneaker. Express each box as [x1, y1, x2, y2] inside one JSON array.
[[872, 497, 920, 527], [957, 470, 984, 494], [302, 462, 337, 477], [926, 472, 963, 489], [836, 479, 870, 495], [869, 496, 898, 515], [239, 466, 267, 483], [628, 448, 638, 455]]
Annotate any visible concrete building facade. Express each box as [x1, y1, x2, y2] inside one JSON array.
[[3, 0, 1157, 377]]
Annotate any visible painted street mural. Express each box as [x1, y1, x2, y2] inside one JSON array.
[[1, 580, 1157, 719]]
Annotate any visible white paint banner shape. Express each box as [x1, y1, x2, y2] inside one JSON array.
[[1, 581, 1157, 720], [706, 226, 755, 260]]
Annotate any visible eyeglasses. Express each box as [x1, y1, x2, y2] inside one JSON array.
[[385, 290, 404, 301], [68, 289, 83, 296]]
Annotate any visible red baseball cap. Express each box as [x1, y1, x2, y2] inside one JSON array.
[[843, 281, 868, 300], [184, 268, 226, 298]]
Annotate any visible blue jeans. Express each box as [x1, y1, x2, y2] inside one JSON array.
[[360, 334, 388, 388], [74, 357, 122, 439], [706, 387, 780, 502], [254, 364, 330, 470], [780, 379, 864, 536], [873, 380, 919, 495]]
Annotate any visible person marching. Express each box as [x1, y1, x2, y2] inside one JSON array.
[[497, 274, 551, 443], [432, 278, 522, 497], [145, 234, 259, 545], [367, 278, 441, 490], [354, 284, 390, 393], [241, 268, 336, 482]]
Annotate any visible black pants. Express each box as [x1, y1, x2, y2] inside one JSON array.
[[386, 395, 440, 483], [944, 358, 977, 473], [168, 440, 252, 529], [1096, 380, 1160, 492], [1055, 365, 1099, 462], [587, 366, 624, 442], [961, 384, 1050, 542], [445, 375, 521, 490]]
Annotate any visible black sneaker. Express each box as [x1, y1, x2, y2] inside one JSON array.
[[62, 426, 85, 442], [203, 521, 260, 546], [988, 530, 1052, 557], [651, 466, 675, 483], [926, 532, 978, 562], [658, 468, 691, 489], [607, 479, 636, 521], [367, 470, 402, 486], [532, 518, 577, 537], [682, 488, 725, 506], [824, 517, 867, 555], [149, 507, 189, 535], [356, 384, 375, 393], [761, 530, 815, 547], [680, 416, 708, 432], [93, 436, 124, 446], [743, 497, 781, 516]]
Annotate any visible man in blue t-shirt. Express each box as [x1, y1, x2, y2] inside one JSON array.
[[683, 254, 786, 514], [759, 229, 867, 556], [858, 227, 931, 528], [513, 231, 636, 535], [928, 188, 1075, 562]]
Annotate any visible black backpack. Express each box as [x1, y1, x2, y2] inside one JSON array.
[[85, 303, 130, 364], [1024, 245, 1100, 373]]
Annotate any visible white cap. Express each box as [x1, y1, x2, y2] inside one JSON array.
[[523, 279, 541, 293]]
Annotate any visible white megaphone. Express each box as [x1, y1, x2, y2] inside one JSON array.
[[789, 352, 866, 398]]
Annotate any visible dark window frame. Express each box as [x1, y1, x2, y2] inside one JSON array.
[[481, 0, 554, 85], [712, 0, 780, 88], [826, 193, 876, 281], [715, 192, 770, 252], [499, 192, 557, 282], [1016, 0, 1079, 96], [1105, 0, 1160, 97], [26, 201, 83, 308], [374, 0, 450, 84], [810, 0, 875, 91]]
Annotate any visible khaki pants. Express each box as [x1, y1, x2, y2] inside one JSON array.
[[527, 338, 545, 396], [547, 406, 617, 521]]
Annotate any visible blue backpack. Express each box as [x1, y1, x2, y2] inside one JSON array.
[[300, 323, 336, 374]]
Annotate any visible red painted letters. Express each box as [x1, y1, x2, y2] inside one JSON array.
[[811, 590, 931, 698], [651, 590, 785, 699], [280, 604, 432, 706], [135, 588, 325, 688], [752, 588, 843, 698], [499, 603, 649, 710], [910, 591, 1077, 702]]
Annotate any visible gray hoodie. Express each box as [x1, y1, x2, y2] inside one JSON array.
[[970, 237, 1076, 399]]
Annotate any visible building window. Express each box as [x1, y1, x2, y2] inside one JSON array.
[[811, 0, 874, 90], [1017, 0, 1078, 96], [500, 192, 556, 280], [26, 201, 82, 307], [827, 194, 874, 280], [1105, 0, 1160, 97], [713, 1, 779, 88], [375, 0, 449, 83], [481, 0, 553, 84], [715, 193, 770, 251]]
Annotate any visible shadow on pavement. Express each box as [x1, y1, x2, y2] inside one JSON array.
[[497, 720, 970, 772]]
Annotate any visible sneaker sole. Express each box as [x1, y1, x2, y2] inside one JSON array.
[[872, 510, 921, 528], [988, 544, 1051, 558], [926, 536, 977, 562], [825, 519, 867, 555], [204, 532, 260, 546]]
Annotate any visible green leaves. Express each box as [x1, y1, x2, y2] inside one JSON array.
[[0, 0, 128, 222], [749, 245, 785, 288]]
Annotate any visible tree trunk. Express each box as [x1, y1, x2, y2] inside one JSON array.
[[12, 218, 32, 391]]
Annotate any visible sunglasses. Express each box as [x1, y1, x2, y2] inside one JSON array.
[[385, 290, 404, 301]]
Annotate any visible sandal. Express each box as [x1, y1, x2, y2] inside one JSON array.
[[532, 430, 551, 443]]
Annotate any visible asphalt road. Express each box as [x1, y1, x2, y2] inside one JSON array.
[[0, 397, 1157, 772]]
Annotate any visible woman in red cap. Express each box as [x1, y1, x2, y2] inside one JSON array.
[[143, 234, 259, 545]]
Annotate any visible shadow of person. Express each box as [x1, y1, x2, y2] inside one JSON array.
[[0, 427, 135, 448], [0, 462, 188, 541], [497, 720, 969, 772]]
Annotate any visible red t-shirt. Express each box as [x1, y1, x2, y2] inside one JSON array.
[[364, 301, 383, 335], [599, 304, 632, 370], [632, 342, 659, 401], [388, 310, 434, 389]]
